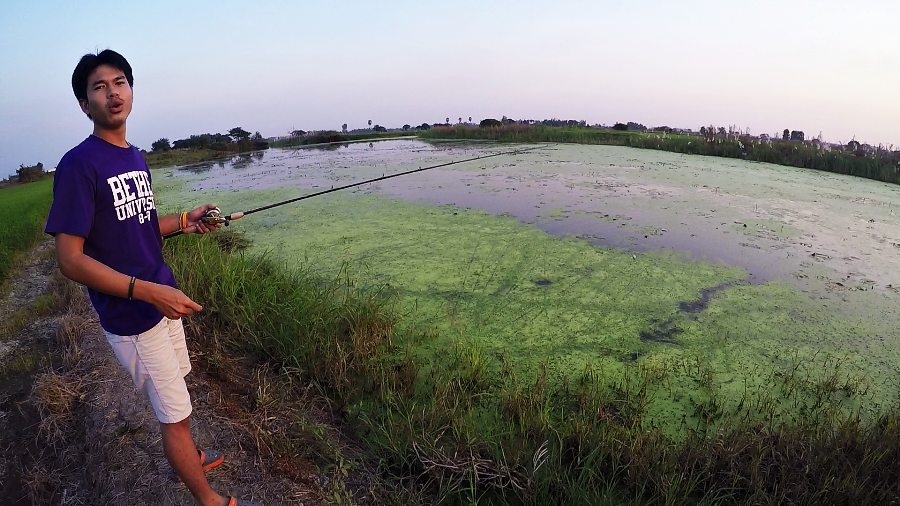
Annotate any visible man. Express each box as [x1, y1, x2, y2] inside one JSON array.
[[45, 49, 256, 506]]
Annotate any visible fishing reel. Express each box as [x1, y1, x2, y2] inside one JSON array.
[[200, 207, 231, 226]]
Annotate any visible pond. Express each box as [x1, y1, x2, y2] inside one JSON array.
[[155, 139, 900, 428]]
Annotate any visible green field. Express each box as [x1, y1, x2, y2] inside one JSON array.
[[0, 178, 53, 288]]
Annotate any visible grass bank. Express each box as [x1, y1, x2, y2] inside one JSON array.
[[420, 125, 900, 186], [143, 148, 230, 169], [269, 131, 414, 148], [0, 178, 53, 288], [165, 233, 900, 503]]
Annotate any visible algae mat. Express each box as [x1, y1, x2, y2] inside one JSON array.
[[154, 141, 900, 426]]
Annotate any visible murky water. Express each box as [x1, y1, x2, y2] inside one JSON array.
[[172, 139, 900, 294], [159, 139, 900, 425]]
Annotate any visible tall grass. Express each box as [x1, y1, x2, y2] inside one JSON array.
[[269, 131, 414, 149], [421, 126, 900, 186], [420, 125, 636, 146], [143, 148, 228, 169], [0, 178, 53, 286], [166, 233, 900, 504]]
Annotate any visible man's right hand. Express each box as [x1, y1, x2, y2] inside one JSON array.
[[55, 233, 203, 320], [136, 282, 203, 319]]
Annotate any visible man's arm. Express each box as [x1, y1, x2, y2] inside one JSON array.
[[55, 233, 202, 319], [158, 203, 221, 237]]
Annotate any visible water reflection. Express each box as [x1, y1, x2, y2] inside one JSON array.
[[177, 150, 267, 173], [231, 153, 255, 170], [306, 143, 349, 152], [181, 160, 217, 173]]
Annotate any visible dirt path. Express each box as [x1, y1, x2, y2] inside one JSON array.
[[0, 240, 380, 505], [0, 238, 57, 503]]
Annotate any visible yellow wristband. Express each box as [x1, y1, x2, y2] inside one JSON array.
[[180, 211, 188, 230]]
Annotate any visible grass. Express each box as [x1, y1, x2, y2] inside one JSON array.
[[420, 125, 900, 186], [0, 293, 57, 342], [143, 148, 239, 169], [269, 131, 414, 149], [0, 178, 53, 289], [165, 232, 900, 504]]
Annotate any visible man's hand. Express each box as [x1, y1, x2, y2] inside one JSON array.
[[137, 282, 203, 319], [55, 234, 203, 320], [183, 203, 223, 234]]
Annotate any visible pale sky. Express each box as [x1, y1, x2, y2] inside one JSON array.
[[1, 0, 898, 179]]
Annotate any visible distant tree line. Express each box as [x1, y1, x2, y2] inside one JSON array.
[[10, 162, 49, 183], [150, 126, 268, 153]]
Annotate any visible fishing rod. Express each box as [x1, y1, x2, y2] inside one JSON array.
[[164, 144, 544, 239]]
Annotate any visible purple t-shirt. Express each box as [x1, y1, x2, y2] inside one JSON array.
[[45, 135, 177, 335]]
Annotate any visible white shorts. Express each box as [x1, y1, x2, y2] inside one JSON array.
[[104, 317, 193, 424]]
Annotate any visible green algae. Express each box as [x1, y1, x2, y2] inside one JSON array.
[[156, 178, 896, 428]]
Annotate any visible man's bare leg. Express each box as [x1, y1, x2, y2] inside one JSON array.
[[161, 416, 228, 506]]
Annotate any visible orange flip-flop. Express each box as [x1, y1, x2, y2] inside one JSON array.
[[173, 449, 225, 483], [227, 497, 261, 506], [199, 449, 225, 472]]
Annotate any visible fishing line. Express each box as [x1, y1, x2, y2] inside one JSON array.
[[164, 144, 544, 239]]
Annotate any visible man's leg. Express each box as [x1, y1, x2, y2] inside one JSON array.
[[161, 416, 227, 506], [105, 319, 229, 505]]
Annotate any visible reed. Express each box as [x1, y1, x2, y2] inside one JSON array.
[[269, 131, 413, 149], [421, 125, 900, 186]]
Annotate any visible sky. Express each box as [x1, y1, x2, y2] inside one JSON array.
[[1, 0, 898, 179]]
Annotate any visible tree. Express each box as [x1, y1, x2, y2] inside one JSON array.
[[458, 117, 462, 124], [290, 129, 306, 137], [373, 125, 387, 132], [252, 131, 263, 141], [480, 118, 502, 128], [783, 129, 790, 140], [16, 162, 45, 182], [151, 138, 171, 152], [612, 123, 628, 131], [790, 130, 804, 141], [468, 116, 472, 123], [402, 124, 411, 131], [228, 127, 251, 143], [368, 119, 372, 129], [699, 126, 708, 137], [627, 122, 648, 131], [445, 117, 450, 125], [717, 126, 726, 136], [416, 122, 431, 130], [342, 123, 348, 133]]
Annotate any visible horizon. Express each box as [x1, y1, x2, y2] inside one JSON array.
[[2, 0, 898, 179]]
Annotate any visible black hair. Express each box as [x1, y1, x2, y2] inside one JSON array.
[[71, 49, 134, 103]]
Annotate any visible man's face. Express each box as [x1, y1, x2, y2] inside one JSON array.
[[79, 64, 132, 129]]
